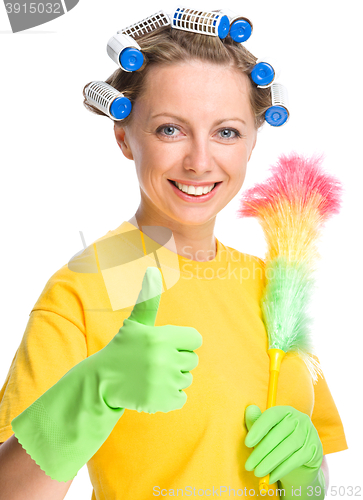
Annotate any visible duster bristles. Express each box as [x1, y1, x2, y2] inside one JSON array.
[[237, 152, 343, 382], [239, 152, 342, 220]]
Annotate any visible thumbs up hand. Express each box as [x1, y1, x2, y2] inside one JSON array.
[[11, 267, 202, 483], [98, 266, 203, 414]]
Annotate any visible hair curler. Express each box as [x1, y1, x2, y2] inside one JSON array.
[[84, 81, 132, 121], [170, 5, 230, 39], [219, 9, 253, 43], [251, 57, 280, 88], [265, 83, 289, 127], [107, 33, 144, 72], [119, 10, 171, 39]]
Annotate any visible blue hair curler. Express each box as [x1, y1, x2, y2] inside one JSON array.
[[219, 9, 253, 43], [85, 81, 132, 121], [120, 48, 144, 72], [251, 57, 280, 88], [251, 62, 274, 87], [170, 6, 230, 39], [108, 11, 171, 72], [107, 33, 144, 72], [265, 83, 289, 127], [230, 19, 252, 42]]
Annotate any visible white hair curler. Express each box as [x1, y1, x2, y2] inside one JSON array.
[[265, 82, 289, 127], [169, 5, 230, 39], [218, 8, 253, 43], [251, 57, 281, 88], [107, 33, 144, 72], [85, 81, 132, 121], [118, 10, 171, 39]]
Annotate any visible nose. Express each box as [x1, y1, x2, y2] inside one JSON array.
[[182, 134, 215, 176]]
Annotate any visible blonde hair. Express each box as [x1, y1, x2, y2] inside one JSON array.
[[82, 25, 272, 129]]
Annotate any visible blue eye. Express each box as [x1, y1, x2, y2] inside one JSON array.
[[163, 126, 177, 136], [220, 129, 241, 139], [218, 128, 243, 140], [156, 125, 181, 139], [157, 125, 242, 140]]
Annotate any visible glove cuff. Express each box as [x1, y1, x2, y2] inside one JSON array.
[[278, 467, 326, 499], [11, 354, 125, 482]]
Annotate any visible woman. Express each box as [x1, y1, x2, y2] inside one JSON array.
[[0, 17, 347, 500]]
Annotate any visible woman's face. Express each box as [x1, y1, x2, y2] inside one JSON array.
[[115, 60, 258, 228]]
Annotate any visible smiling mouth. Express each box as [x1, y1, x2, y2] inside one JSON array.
[[168, 179, 221, 196]]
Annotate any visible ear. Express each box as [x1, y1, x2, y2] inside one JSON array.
[[114, 124, 134, 160]]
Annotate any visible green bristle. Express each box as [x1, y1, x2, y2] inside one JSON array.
[[261, 257, 322, 381]]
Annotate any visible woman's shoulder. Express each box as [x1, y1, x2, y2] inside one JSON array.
[[31, 221, 139, 314], [50, 223, 130, 282], [31, 227, 118, 312]]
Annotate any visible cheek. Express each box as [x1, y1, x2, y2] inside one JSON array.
[[134, 144, 171, 189], [140, 141, 173, 170], [235, 167, 247, 189], [223, 149, 249, 176], [227, 156, 249, 193]]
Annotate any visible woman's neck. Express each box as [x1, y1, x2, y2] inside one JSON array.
[[127, 213, 217, 262]]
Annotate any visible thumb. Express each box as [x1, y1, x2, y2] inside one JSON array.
[[244, 405, 262, 432], [127, 267, 163, 326]]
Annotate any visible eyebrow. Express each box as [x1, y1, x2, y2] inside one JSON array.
[[150, 113, 246, 126]]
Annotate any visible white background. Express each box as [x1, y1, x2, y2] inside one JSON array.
[[0, 1, 362, 498]]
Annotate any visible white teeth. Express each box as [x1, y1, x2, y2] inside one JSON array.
[[174, 181, 215, 196]]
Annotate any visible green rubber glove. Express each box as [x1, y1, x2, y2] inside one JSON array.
[[244, 405, 325, 499], [11, 266, 202, 482]]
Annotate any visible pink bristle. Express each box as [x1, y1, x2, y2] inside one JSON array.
[[237, 152, 343, 220]]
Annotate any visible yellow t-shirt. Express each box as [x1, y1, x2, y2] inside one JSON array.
[[0, 221, 348, 499]]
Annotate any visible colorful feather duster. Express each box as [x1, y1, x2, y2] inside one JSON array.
[[237, 151, 343, 493]]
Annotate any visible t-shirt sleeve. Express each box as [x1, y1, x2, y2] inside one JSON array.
[[310, 359, 348, 455], [0, 266, 87, 444]]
